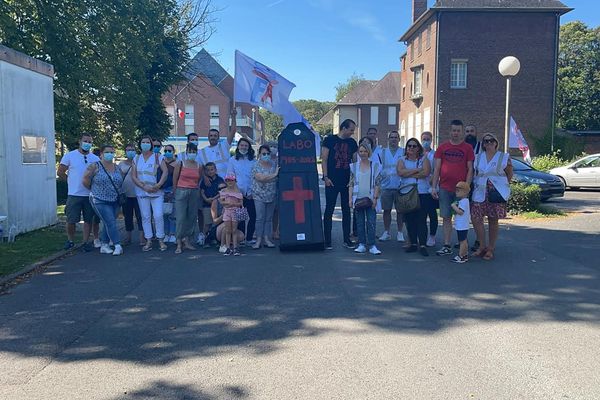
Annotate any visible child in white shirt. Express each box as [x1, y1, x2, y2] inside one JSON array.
[[451, 181, 471, 263]]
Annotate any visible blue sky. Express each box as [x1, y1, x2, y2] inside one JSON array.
[[204, 0, 599, 102]]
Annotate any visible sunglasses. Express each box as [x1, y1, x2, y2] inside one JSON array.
[[406, 144, 419, 148], [261, 152, 271, 156], [483, 139, 497, 144]]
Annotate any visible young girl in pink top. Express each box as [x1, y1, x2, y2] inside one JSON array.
[[219, 174, 244, 256]]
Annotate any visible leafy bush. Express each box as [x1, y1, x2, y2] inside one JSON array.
[[533, 128, 585, 160], [508, 183, 541, 214], [531, 152, 566, 172]]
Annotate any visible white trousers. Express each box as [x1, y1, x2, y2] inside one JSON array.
[[137, 196, 165, 240]]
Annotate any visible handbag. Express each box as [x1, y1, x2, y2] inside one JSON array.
[[233, 206, 250, 221], [98, 162, 127, 206], [397, 184, 420, 213], [354, 197, 373, 210], [487, 182, 506, 203]]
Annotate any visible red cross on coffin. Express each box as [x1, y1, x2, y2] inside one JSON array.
[[282, 176, 314, 224]]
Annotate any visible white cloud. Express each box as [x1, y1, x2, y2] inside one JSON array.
[[267, 0, 286, 7]]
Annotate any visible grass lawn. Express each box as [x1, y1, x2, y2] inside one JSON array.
[[518, 205, 567, 219], [0, 227, 65, 277]]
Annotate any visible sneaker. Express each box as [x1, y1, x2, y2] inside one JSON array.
[[325, 243, 333, 250], [142, 241, 153, 252], [168, 235, 177, 244], [369, 245, 382, 255], [426, 235, 436, 247], [354, 244, 367, 253], [451, 255, 468, 264], [219, 245, 228, 254], [93, 239, 102, 248], [436, 245, 453, 256], [64, 240, 75, 250], [397, 232, 405, 242], [233, 248, 241, 256], [112, 244, 123, 256], [343, 240, 356, 249], [378, 231, 391, 241], [196, 232, 205, 245], [419, 246, 429, 256], [83, 242, 94, 252], [470, 240, 480, 252], [100, 244, 113, 254], [223, 248, 232, 256]]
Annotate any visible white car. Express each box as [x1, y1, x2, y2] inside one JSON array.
[[549, 154, 600, 189]]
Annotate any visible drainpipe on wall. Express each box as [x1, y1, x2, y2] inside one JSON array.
[[434, 11, 441, 147], [551, 12, 560, 153]]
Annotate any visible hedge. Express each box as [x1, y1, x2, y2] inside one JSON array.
[[507, 182, 541, 214]]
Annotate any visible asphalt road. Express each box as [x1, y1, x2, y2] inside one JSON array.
[[545, 188, 600, 213], [1, 203, 599, 399]]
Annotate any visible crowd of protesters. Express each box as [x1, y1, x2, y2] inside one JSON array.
[[58, 116, 512, 263]]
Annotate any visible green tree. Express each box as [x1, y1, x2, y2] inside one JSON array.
[[556, 21, 600, 131], [259, 109, 284, 141], [335, 73, 366, 102], [0, 0, 214, 149]]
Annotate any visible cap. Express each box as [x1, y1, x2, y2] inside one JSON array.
[[481, 132, 499, 143], [455, 181, 470, 191], [224, 173, 237, 181]]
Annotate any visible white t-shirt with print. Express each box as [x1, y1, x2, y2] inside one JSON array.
[[199, 141, 231, 177], [60, 150, 100, 196], [454, 197, 471, 231]]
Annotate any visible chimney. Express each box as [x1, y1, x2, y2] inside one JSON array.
[[412, 0, 428, 23]]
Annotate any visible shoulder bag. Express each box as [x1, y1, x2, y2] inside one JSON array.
[[98, 162, 127, 206]]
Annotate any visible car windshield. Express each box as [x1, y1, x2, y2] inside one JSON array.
[[512, 158, 533, 171]]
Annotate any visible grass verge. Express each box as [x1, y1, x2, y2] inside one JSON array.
[[0, 226, 65, 277], [518, 205, 567, 219]]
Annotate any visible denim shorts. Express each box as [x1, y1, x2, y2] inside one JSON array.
[[438, 188, 456, 218]]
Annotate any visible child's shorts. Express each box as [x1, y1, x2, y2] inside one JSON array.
[[222, 208, 237, 222], [456, 229, 468, 242]]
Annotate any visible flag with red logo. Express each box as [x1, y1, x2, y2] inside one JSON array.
[[509, 116, 532, 164]]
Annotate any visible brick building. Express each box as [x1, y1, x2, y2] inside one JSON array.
[[317, 72, 401, 146], [399, 0, 571, 151], [161, 49, 262, 141]]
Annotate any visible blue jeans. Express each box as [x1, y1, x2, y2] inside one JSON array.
[[356, 207, 376, 247], [91, 199, 120, 245]]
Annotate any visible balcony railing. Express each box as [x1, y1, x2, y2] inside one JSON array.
[[230, 115, 255, 127]]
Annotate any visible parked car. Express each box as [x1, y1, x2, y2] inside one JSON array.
[[511, 158, 565, 201], [549, 154, 600, 189]]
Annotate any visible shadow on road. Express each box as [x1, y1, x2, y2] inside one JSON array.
[[108, 380, 248, 400], [0, 221, 599, 371]]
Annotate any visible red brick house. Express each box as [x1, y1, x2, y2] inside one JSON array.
[[162, 49, 262, 140], [317, 72, 401, 146], [399, 0, 572, 151]]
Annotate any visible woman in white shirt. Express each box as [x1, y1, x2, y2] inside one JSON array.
[[227, 137, 257, 243], [132, 136, 169, 252], [471, 133, 513, 261]]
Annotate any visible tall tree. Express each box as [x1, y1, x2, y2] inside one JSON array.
[[335, 73, 366, 102], [556, 21, 600, 131]]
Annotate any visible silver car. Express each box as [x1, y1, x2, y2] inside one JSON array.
[[549, 154, 600, 189]]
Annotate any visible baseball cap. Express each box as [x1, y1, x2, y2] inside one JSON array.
[[455, 181, 470, 191]]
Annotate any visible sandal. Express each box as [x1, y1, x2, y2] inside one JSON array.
[[482, 249, 494, 261], [174, 247, 182, 254], [472, 247, 488, 257], [159, 241, 168, 252]]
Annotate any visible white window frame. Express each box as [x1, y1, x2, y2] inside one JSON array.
[[388, 106, 397, 126], [370, 106, 379, 125], [413, 68, 423, 96], [210, 105, 220, 118], [184, 104, 195, 134], [451, 60, 468, 89]]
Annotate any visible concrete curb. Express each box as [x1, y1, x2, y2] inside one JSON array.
[[0, 243, 84, 288]]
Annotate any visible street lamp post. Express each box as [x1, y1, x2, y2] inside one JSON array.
[[498, 56, 521, 152], [251, 107, 256, 142]]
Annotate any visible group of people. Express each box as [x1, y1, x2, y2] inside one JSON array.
[[58, 118, 281, 256], [59, 116, 512, 263], [322, 119, 513, 263]]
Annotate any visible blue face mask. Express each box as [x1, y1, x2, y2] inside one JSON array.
[[153, 146, 161, 154], [187, 152, 197, 159], [126, 150, 136, 159], [190, 140, 198, 146], [81, 142, 92, 152], [261, 154, 271, 162], [103, 153, 114, 162], [141, 143, 151, 152], [164, 151, 174, 159], [422, 140, 432, 149]]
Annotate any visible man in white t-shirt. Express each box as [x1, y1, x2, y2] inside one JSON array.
[[377, 130, 406, 242], [57, 134, 101, 251], [198, 109, 238, 177]]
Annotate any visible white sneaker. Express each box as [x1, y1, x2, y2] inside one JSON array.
[[379, 231, 391, 241], [112, 244, 123, 256], [369, 245, 382, 255], [100, 244, 113, 254], [168, 235, 177, 243], [218, 245, 228, 254], [426, 235, 436, 247], [197, 232, 205, 245], [354, 244, 367, 253], [397, 232, 405, 242], [94, 239, 102, 248]]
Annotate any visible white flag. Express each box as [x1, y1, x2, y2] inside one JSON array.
[[509, 116, 531, 164]]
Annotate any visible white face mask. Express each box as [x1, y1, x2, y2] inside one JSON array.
[[239, 148, 248, 155]]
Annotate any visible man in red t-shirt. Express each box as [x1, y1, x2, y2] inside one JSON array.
[[431, 120, 475, 256]]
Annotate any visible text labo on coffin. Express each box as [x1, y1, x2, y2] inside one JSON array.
[[277, 123, 324, 251]]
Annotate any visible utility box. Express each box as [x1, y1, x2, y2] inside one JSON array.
[[278, 122, 324, 251], [0, 45, 56, 236]]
